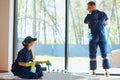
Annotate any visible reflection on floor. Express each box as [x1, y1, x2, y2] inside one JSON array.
[[0, 72, 120, 80]]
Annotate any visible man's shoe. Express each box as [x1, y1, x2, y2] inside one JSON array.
[[92, 72, 96, 75], [105, 72, 110, 77]]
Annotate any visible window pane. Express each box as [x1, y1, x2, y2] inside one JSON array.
[[68, 0, 120, 73], [15, 0, 65, 71], [15, 0, 120, 73], [68, 0, 89, 73]]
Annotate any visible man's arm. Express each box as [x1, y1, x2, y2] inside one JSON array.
[[98, 12, 110, 26], [103, 12, 110, 26], [84, 14, 91, 24], [105, 20, 110, 26]]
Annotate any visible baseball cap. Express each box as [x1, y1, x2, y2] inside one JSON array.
[[23, 36, 37, 45]]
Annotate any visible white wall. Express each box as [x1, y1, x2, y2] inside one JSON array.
[[0, 0, 14, 72]]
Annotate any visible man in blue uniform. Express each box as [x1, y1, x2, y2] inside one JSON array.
[[84, 1, 110, 77]]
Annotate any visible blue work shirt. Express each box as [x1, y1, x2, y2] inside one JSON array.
[[12, 48, 32, 73], [84, 10, 108, 41]]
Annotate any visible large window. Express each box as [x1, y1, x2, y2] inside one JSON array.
[[14, 0, 65, 71], [68, 0, 120, 73], [68, 0, 90, 72], [14, 0, 120, 72]]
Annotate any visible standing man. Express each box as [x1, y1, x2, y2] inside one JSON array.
[[84, 1, 110, 77]]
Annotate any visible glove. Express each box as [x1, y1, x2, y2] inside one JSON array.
[[26, 62, 36, 67]]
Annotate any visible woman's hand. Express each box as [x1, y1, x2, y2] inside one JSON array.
[[35, 60, 52, 66]]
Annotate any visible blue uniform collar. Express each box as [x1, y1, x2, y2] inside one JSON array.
[[91, 10, 99, 14], [23, 47, 31, 52]]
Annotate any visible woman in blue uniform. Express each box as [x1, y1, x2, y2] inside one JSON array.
[[11, 36, 44, 79], [84, 1, 110, 77]]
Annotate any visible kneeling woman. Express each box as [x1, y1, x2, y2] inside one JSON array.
[[12, 36, 43, 79]]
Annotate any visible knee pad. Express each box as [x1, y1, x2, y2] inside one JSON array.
[[103, 59, 111, 69], [90, 60, 97, 70], [36, 64, 41, 68]]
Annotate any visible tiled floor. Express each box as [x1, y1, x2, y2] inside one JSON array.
[[0, 72, 120, 80], [98, 76, 120, 80]]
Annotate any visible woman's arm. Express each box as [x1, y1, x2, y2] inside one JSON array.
[[18, 62, 27, 66], [18, 62, 36, 67], [35, 61, 48, 64], [18, 61, 51, 66]]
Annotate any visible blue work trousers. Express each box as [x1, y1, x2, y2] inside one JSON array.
[[89, 39, 110, 70]]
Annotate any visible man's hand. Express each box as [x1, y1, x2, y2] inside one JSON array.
[[105, 20, 110, 26]]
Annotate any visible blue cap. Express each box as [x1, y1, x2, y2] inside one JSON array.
[[23, 36, 37, 45]]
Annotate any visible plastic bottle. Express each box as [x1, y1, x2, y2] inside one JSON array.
[[31, 66, 36, 73]]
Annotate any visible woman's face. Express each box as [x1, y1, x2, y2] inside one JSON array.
[[27, 41, 35, 49]]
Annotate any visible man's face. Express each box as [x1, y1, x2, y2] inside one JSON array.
[[87, 5, 96, 13]]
